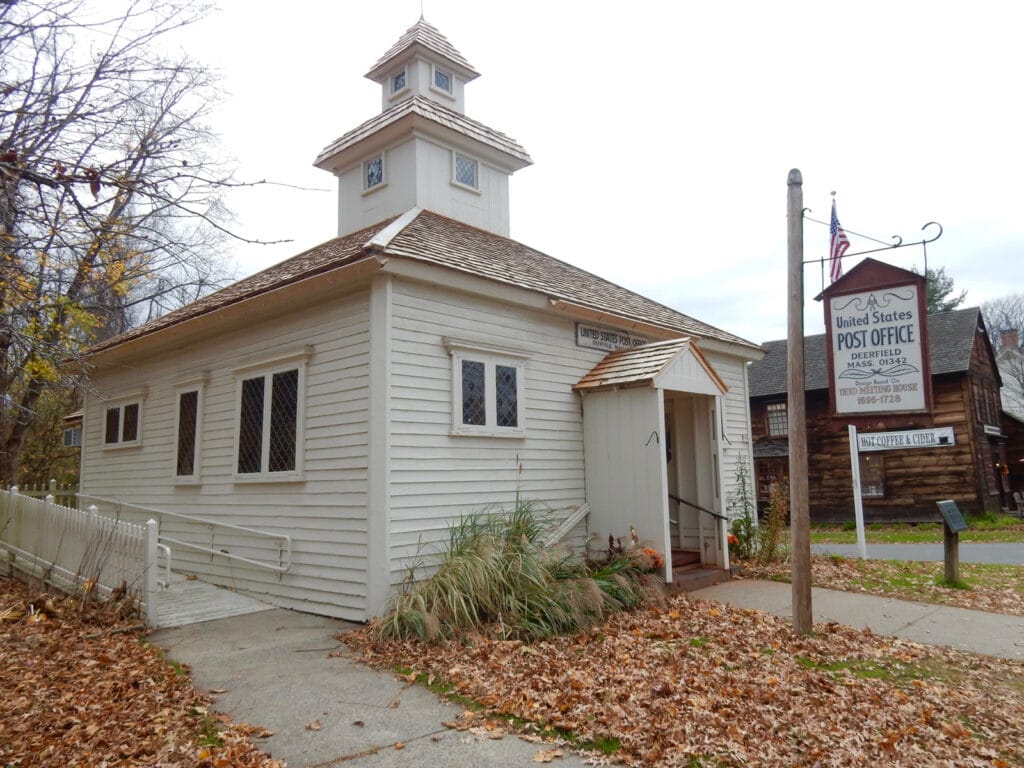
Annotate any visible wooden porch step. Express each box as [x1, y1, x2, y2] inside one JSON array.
[[671, 549, 701, 569], [666, 566, 731, 595]]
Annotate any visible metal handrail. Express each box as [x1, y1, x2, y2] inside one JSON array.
[[668, 493, 728, 523], [77, 493, 292, 573]]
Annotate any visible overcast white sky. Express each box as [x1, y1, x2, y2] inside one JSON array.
[[182, 0, 1022, 344]]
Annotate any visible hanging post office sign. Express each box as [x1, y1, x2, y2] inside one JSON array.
[[829, 284, 927, 414]]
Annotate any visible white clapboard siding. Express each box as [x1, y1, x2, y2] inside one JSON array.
[[80, 290, 373, 620], [703, 349, 757, 518], [386, 278, 605, 578]]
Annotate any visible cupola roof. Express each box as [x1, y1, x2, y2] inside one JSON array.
[[366, 17, 479, 83]]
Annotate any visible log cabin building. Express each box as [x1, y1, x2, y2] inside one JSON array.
[[748, 306, 1010, 522], [998, 329, 1024, 497]]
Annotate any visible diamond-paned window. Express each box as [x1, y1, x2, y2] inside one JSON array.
[[454, 153, 478, 189], [433, 67, 452, 93], [176, 390, 198, 477], [495, 365, 518, 428], [461, 360, 486, 426], [448, 344, 526, 437], [237, 377, 265, 474], [236, 364, 303, 477], [392, 70, 406, 92], [365, 156, 383, 189], [268, 369, 298, 472]]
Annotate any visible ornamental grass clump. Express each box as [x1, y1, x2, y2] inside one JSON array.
[[374, 502, 663, 642]]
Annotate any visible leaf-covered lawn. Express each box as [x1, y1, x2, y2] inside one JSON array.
[[0, 576, 281, 768], [344, 595, 1024, 767], [744, 556, 1024, 617]]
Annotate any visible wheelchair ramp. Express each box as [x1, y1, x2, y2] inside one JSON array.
[[155, 573, 274, 628]]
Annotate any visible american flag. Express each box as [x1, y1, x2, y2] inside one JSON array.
[[829, 200, 850, 283]]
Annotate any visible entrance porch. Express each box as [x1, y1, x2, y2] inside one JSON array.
[[574, 338, 732, 590]]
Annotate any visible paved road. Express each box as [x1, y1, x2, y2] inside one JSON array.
[[811, 542, 1023, 564]]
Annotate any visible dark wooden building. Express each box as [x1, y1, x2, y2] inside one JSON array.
[[748, 307, 1010, 522], [997, 333, 1024, 498]]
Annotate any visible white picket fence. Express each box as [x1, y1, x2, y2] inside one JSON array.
[[0, 487, 158, 626]]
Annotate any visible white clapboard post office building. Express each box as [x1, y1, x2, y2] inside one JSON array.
[[79, 19, 763, 621]]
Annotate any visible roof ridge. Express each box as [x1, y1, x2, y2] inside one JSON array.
[[365, 207, 423, 250]]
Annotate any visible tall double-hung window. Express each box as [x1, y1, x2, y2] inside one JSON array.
[[234, 349, 309, 479], [173, 374, 207, 482], [445, 339, 527, 437]]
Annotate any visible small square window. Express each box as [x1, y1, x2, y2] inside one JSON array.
[[454, 153, 478, 189], [392, 69, 406, 93], [433, 67, 452, 93], [63, 427, 82, 448], [103, 401, 142, 446], [365, 155, 384, 190], [446, 343, 527, 437]]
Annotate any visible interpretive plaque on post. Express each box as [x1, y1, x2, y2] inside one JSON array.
[[936, 500, 968, 533]]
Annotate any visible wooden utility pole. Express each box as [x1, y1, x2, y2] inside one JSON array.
[[787, 169, 812, 634]]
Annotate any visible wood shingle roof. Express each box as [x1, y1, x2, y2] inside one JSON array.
[[366, 18, 479, 80], [87, 209, 759, 357], [313, 96, 532, 169]]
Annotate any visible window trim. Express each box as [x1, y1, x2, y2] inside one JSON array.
[[451, 151, 481, 192], [859, 453, 885, 498], [444, 338, 527, 438], [232, 355, 308, 482], [765, 400, 787, 437], [390, 67, 408, 96], [431, 64, 454, 96], [363, 153, 385, 193], [101, 389, 147, 449], [63, 426, 82, 448], [172, 375, 207, 484]]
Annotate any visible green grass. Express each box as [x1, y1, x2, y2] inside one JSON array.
[[796, 656, 936, 685], [190, 706, 223, 748], [808, 514, 1024, 545], [936, 576, 972, 590]]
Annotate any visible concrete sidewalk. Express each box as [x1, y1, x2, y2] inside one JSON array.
[[152, 609, 593, 768], [691, 579, 1024, 660], [152, 581, 1024, 767]]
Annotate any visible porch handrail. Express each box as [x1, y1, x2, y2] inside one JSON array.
[[77, 493, 292, 574], [542, 503, 590, 547], [668, 493, 728, 523]]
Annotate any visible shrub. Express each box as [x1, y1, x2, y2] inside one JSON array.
[[728, 464, 788, 565], [374, 501, 663, 642]]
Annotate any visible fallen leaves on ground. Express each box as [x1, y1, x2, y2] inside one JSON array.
[[744, 555, 1024, 617], [344, 593, 1024, 767], [0, 576, 283, 768]]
